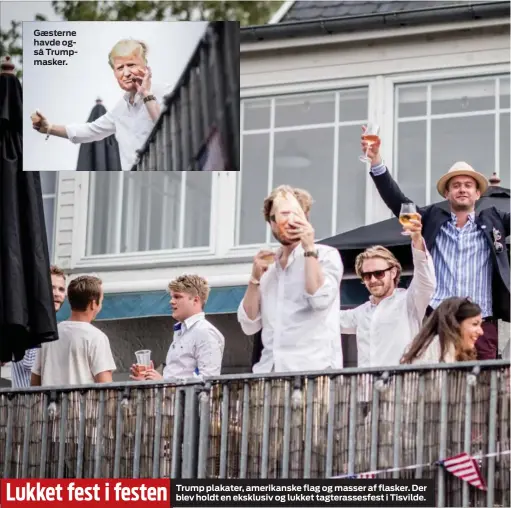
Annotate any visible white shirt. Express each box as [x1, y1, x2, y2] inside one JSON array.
[[410, 335, 456, 364], [238, 244, 343, 374], [163, 312, 225, 378], [65, 83, 171, 171], [32, 321, 117, 386], [339, 244, 436, 368]]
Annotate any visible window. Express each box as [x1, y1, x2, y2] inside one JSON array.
[[395, 75, 510, 205], [40, 172, 57, 261], [86, 172, 213, 255], [238, 88, 369, 245]]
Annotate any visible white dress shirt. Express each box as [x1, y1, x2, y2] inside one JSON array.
[[163, 312, 224, 378], [238, 244, 343, 374], [410, 335, 456, 364], [340, 244, 436, 368], [65, 83, 171, 171]]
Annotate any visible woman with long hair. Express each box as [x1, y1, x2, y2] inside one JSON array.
[[401, 297, 484, 364]]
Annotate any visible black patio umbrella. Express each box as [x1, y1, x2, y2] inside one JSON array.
[[320, 183, 510, 274], [76, 98, 121, 171], [0, 56, 58, 362]]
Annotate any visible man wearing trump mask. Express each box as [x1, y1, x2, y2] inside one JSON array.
[[237, 185, 344, 373], [31, 38, 171, 171]]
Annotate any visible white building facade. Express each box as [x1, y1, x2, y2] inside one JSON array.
[[41, 1, 510, 376]]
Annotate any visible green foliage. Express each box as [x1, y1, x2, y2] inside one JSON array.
[[1, 1, 282, 78]]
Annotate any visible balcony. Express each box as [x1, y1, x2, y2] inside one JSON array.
[[132, 21, 240, 172], [0, 361, 509, 507]]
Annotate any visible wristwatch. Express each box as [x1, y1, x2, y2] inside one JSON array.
[[304, 250, 319, 258], [143, 94, 156, 104]]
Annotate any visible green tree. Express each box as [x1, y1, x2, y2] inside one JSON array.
[[1, 0, 282, 77]]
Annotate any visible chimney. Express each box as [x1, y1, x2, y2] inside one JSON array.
[[0, 55, 15, 74], [488, 172, 501, 186]]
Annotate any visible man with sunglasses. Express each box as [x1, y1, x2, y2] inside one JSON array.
[[340, 218, 436, 368]]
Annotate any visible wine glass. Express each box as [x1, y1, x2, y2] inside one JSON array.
[[359, 123, 380, 163], [399, 203, 418, 236]]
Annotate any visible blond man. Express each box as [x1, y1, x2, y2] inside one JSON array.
[[238, 185, 343, 373], [340, 217, 436, 368], [31, 275, 116, 386], [31, 39, 171, 171], [131, 275, 225, 380]]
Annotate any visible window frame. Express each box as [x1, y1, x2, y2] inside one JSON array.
[[70, 172, 221, 269], [41, 173, 59, 264], [235, 76, 377, 255], [384, 63, 510, 207]]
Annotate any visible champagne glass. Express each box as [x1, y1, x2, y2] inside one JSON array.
[[399, 203, 419, 236], [359, 123, 380, 163]]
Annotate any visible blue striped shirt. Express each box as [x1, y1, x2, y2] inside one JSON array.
[[11, 348, 38, 388], [371, 163, 493, 316], [430, 213, 492, 317]]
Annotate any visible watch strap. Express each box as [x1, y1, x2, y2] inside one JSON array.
[[304, 250, 319, 258], [143, 94, 157, 104]]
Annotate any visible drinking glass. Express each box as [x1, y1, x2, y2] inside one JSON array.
[[359, 123, 380, 163], [135, 349, 152, 374], [260, 245, 276, 264], [399, 203, 419, 236]]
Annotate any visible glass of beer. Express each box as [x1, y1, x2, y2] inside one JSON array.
[[135, 350, 152, 375], [359, 123, 380, 163], [260, 246, 276, 264], [399, 203, 420, 236]]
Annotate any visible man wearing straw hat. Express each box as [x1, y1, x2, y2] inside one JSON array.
[[362, 134, 510, 360]]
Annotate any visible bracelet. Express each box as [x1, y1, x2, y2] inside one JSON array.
[[45, 124, 52, 141], [249, 277, 261, 286], [143, 94, 156, 104]]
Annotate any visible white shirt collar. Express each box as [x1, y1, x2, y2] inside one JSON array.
[[181, 312, 205, 331]]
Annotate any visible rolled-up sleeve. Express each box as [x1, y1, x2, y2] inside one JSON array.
[[195, 329, 225, 376], [305, 248, 343, 311], [237, 299, 263, 336], [406, 242, 436, 321], [21, 348, 38, 373], [66, 111, 116, 144]]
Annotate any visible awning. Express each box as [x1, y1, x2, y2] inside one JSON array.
[[56, 278, 399, 321]]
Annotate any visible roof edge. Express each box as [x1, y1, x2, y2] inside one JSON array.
[[268, 0, 296, 24], [241, 2, 510, 43]]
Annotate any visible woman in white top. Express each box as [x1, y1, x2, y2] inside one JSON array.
[[401, 297, 484, 365]]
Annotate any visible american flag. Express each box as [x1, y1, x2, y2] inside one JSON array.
[[441, 452, 486, 490], [197, 128, 226, 171]]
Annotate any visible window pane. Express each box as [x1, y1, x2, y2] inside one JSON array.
[[396, 121, 427, 205], [500, 112, 510, 189], [431, 115, 495, 202], [337, 126, 366, 233], [238, 134, 270, 245], [273, 128, 334, 240], [338, 88, 368, 122], [431, 79, 495, 115], [398, 85, 427, 117], [183, 173, 212, 248], [275, 92, 335, 127], [500, 77, 510, 109], [243, 99, 271, 130], [40, 172, 56, 195], [88, 173, 211, 255], [43, 197, 55, 260]]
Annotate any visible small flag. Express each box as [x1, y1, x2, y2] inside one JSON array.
[[441, 452, 486, 490], [357, 472, 376, 479], [197, 128, 226, 171]]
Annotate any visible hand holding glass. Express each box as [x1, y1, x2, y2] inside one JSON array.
[[359, 123, 380, 163], [399, 203, 420, 236], [135, 350, 152, 374]]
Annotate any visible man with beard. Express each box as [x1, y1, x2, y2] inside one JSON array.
[[362, 131, 510, 359], [31, 39, 171, 171], [7, 265, 67, 387], [339, 219, 435, 368], [237, 185, 343, 373]]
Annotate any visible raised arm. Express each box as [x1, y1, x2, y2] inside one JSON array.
[[361, 127, 419, 218]]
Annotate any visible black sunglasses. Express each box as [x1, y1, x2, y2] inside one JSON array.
[[360, 267, 393, 282]]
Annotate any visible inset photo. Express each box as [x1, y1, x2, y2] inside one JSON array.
[[23, 20, 239, 172]]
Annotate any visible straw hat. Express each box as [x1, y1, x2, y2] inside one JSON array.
[[436, 161, 488, 197]]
